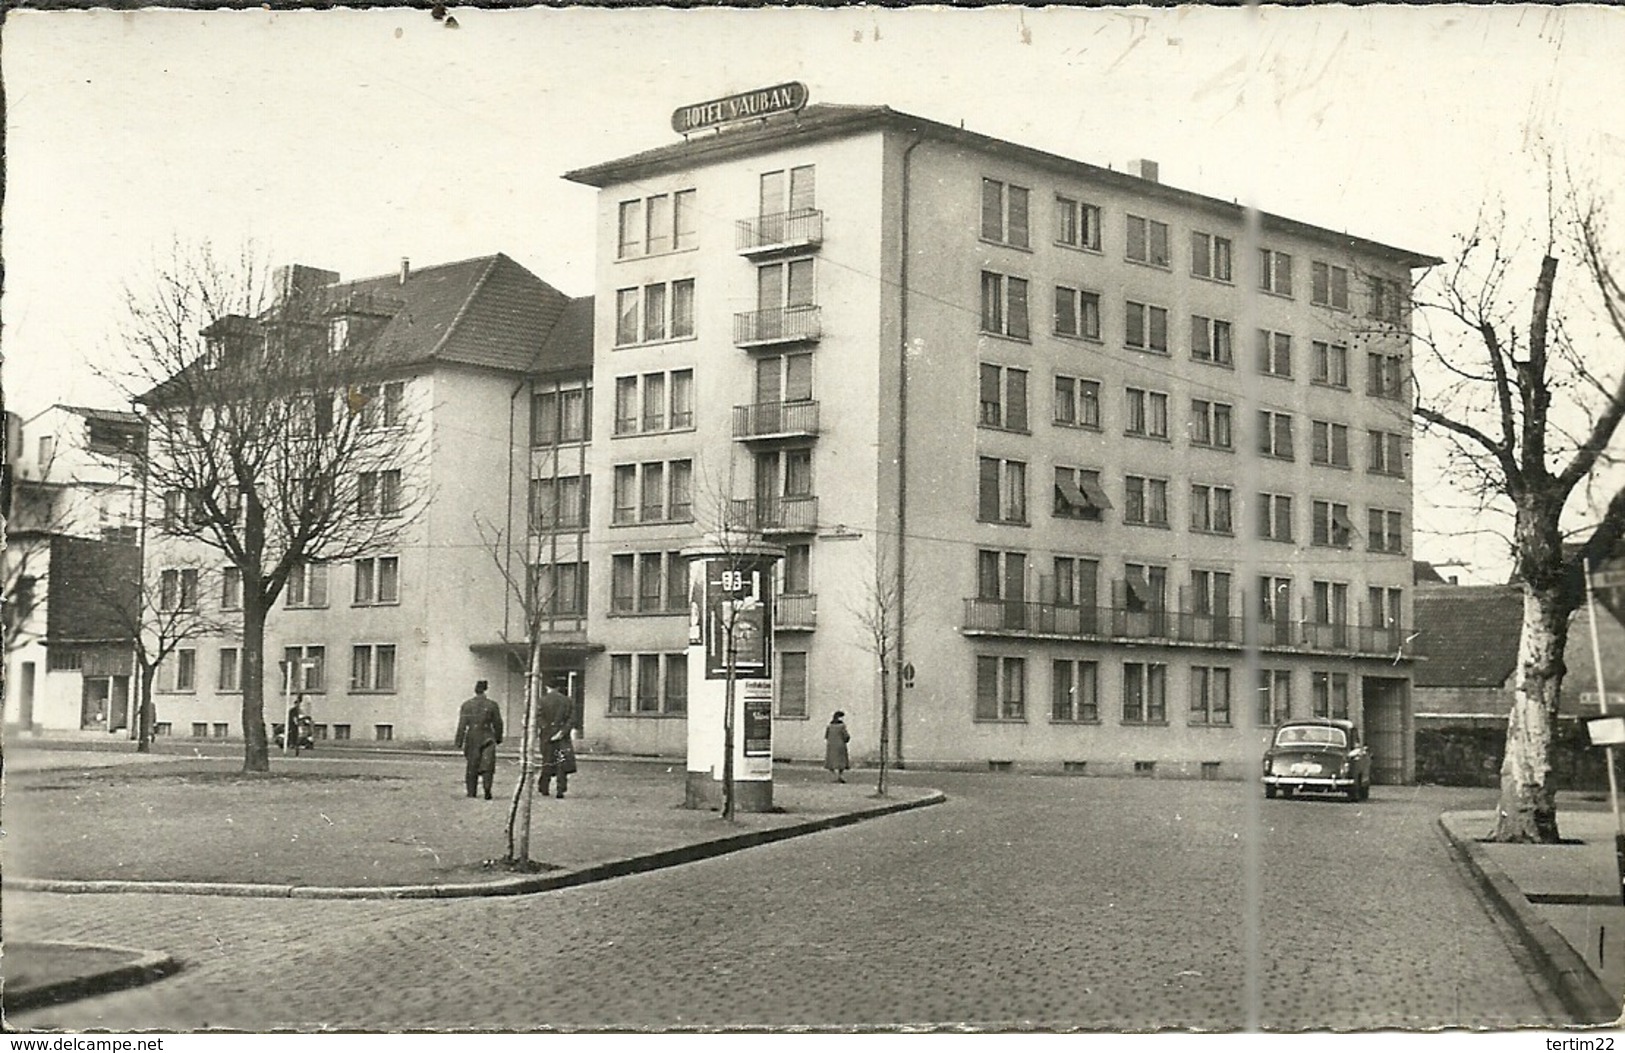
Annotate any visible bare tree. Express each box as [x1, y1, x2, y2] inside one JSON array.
[[116, 244, 424, 772], [1413, 194, 1625, 842], [847, 538, 913, 798]]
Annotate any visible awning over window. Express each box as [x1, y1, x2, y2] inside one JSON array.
[[1056, 474, 1091, 513], [1078, 474, 1115, 511]]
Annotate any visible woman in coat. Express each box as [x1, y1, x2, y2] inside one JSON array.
[[824, 711, 851, 782]]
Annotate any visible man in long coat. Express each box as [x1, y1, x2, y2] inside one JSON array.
[[536, 682, 577, 799], [455, 680, 504, 799]]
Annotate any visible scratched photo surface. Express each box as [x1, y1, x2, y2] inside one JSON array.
[[4, 4, 1625, 1039]]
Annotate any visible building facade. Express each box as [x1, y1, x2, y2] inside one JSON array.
[[561, 101, 1435, 779]]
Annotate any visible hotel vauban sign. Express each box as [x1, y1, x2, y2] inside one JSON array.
[[672, 82, 808, 134]]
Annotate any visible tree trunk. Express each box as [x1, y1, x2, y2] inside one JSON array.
[[509, 643, 543, 864], [1490, 588, 1572, 842], [136, 664, 157, 753], [876, 662, 890, 797], [241, 594, 270, 772]]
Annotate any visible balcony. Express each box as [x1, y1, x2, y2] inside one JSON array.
[[776, 592, 818, 631], [733, 400, 821, 442], [736, 209, 824, 256], [961, 600, 1409, 658], [734, 305, 821, 348], [729, 495, 818, 535]]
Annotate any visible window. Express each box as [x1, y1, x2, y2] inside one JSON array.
[[610, 551, 687, 614], [1259, 247, 1293, 296], [1190, 316, 1233, 366], [1260, 575, 1293, 624], [980, 271, 1030, 339], [1190, 484, 1233, 534], [981, 178, 1030, 248], [1367, 352, 1405, 399], [1312, 580, 1349, 628], [760, 165, 816, 225], [1049, 556, 1099, 610], [48, 649, 84, 672], [1368, 276, 1405, 323], [616, 371, 691, 436], [975, 655, 1026, 720], [357, 469, 403, 517], [1122, 562, 1168, 614], [1311, 261, 1350, 309], [1052, 660, 1099, 722], [1311, 341, 1349, 388], [1259, 411, 1295, 460], [1258, 330, 1293, 377], [356, 381, 405, 430], [375, 725, 394, 742], [1190, 569, 1233, 623], [615, 279, 697, 345], [332, 724, 352, 741], [976, 457, 1027, 524], [530, 561, 588, 617], [353, 556, 400, 605], [611, 460, 692, 524], [221, 566, 242, 611], [1312, 501, 1356, 548], [1055, 195, 1102, 250], [159, 568, 199, 612], [1190, 666, 1232, 725], [1053, 376, 1102, 429], [1191, 232, 1233, 281], [1122, 662, 1168, 723], [608, 653, 687, 715], [1124, 301, 1169, 354], [1124, 388, 1169, 439], [530, 475, 591, 532], [1311, 421, 1351, 468], [757, 259, 814, 317], [1258, 669, 1293, 725], [977, 364, 1029, 431], [531, 384, 592, 446], [617, 189, 697, 258], [1125, 214, 1171, 266], [1369, 587, 1404, 632], [1054, 286, 1102, 339], [282, 646, 326, 693], [1311, 672, 1351, 719], [1368, 509, 1405, 553], [218, 647, 241, 692], [1054, 466, 1111, 522], [976, 549, 1027, 606], [1368, 430, 1405, 476], [1190, 400, 1233, 449], [285, 562, 329, 608], [783, 543, 811, 596], [350, 644, 397, 693], [1258, 494, 1294, 542], [212, 723, 229, 739], [38, 434, 55, 467], [1123, 475, 1169, 528], [779, 652, 809, 718]]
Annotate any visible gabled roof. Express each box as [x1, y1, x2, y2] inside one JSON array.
[[533, 295, 593, 377], [51, 405, 143, 426], [565, 103, 1439, 268], [1413, 585, 1524, 689]]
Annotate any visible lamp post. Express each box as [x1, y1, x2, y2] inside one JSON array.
[[1582, 557, 1625, 906]]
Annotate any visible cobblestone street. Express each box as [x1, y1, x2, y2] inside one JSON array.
[[7, 773, 1567, 1030]]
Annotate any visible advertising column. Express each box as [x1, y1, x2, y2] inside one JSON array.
[[683, 541, 781, 811]]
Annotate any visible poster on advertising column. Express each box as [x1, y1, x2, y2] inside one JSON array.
[[742, 679, 773, 757], [704, 557, 774, 680]]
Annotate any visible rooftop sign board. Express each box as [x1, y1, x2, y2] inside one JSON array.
[[672, 82, 808, 135]]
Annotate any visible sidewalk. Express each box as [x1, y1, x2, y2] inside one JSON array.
[[1, 745, 942, 1013], [1440, 803, 1625, 1025]]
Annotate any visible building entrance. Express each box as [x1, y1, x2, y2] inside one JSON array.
[[1362, 676, 1411, 784]]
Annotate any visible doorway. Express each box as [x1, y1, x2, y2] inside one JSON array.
[[1362, 676, 1412, 785]]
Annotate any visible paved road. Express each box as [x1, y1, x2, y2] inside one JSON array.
[[7, 773, 1566, 1030]]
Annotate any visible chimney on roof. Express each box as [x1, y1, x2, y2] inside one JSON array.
[[1129, 158, 1160, 183], [399, 258, 410, 286]]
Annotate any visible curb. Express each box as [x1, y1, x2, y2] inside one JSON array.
[[1436, 815, 1620, 1025], [2, 944, 181, 1014], [6, 790, 946, 901]]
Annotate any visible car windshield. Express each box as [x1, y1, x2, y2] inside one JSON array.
[[1275, 725, 1348, 749]]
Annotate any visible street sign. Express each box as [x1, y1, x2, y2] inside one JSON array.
[[1586, 716, 1625, 746]]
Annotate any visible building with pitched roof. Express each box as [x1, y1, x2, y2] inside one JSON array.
[[138, 254, 591, 743], [559, 95, 1435, 779]]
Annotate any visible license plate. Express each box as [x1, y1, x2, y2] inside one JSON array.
[[1290, 762, 1317, 776]]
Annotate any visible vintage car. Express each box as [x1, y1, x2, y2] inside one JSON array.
[[1262, 718, 1371, 801]]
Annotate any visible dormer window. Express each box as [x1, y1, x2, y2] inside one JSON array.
[[329, 317, 350, 353]]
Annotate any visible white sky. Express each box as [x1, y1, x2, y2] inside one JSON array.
[[5, 4, 1623, 583]]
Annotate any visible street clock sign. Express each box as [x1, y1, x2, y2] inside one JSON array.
[[672, 82, 809, 134]]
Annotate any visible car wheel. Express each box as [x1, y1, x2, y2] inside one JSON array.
[[1265, 784, 1277, 799]]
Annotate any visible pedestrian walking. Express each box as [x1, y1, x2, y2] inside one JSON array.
[[284, 694, 310, 754], [536, 680, 577, 799], [454, 680, 504, 800], [825, 710, 851, 782]]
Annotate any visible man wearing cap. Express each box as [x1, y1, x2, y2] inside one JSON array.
[[455, 680, 504, 800]]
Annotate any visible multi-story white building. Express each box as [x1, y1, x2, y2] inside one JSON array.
[[141, 255, 590, 743], [559, 98, 1437, 780]]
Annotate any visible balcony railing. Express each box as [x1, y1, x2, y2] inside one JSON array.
[[961, 599, 1410, 658], [729, 495, 818, 534], [776, 592, 818, 630], [732, 400, 821, 440], [734, 304, 821, 348], [736, 209, 824, 255]]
